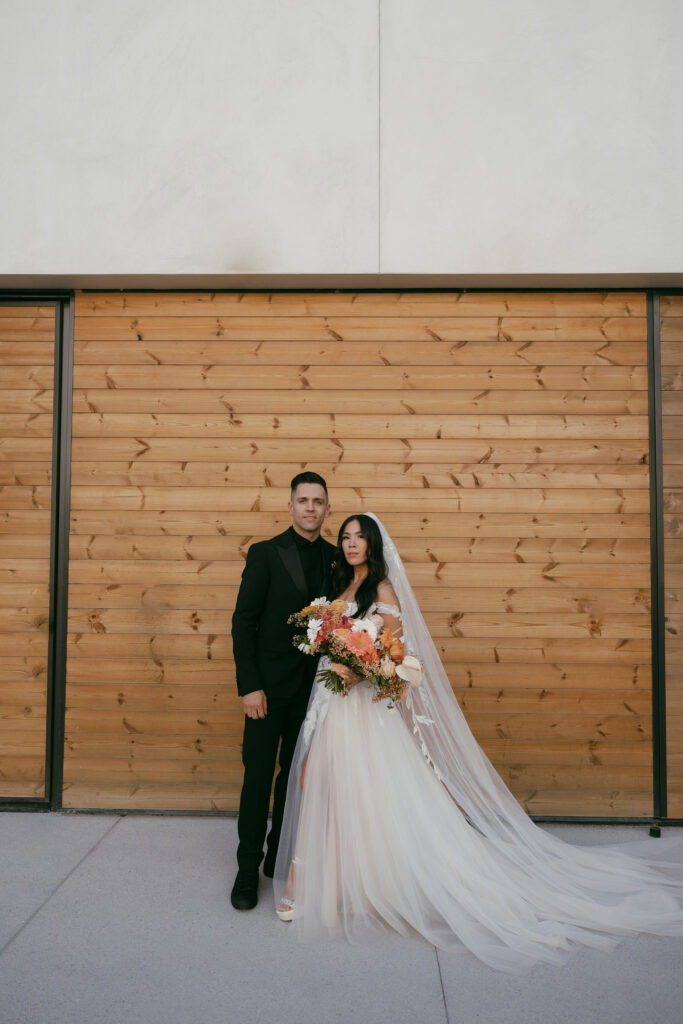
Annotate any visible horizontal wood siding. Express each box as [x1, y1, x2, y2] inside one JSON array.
[[662, 295, 683, 816], [64, 291, 652, 814], [0, 304, 54, 797]]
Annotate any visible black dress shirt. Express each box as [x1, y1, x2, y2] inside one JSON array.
[[293, 530, 325, 599]]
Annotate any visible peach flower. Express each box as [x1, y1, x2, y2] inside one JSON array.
[[345, 632, 377, 660]]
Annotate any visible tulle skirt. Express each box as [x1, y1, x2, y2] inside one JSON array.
[[278, 679, 683, 973]]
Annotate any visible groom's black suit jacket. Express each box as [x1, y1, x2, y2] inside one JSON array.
[[231, 527, 336, 701]]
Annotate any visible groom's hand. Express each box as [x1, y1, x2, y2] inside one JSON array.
[[243, 689, 267, 719]]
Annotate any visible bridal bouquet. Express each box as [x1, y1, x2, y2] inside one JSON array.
[[288, 597, 421, 705]]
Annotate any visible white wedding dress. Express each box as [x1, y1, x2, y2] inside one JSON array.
[[274, 516, 683, 972]]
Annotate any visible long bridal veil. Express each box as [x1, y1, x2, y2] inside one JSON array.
[[274, 513, 683, 969]]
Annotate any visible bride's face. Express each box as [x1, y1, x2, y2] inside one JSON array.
[[341, 520, 368, 567]]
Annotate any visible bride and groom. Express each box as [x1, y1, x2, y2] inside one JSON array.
[[231, 472, 683, 972]]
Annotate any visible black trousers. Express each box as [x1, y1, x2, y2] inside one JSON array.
[[236, 685, 311, 873]]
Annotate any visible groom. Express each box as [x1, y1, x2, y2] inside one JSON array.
[[230, 471, 335, 910]]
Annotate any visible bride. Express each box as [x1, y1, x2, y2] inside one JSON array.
[[273, 513, 683, 972]]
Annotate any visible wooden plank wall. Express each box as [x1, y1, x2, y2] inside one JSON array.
[[64, 290, 652, 814], [662, 295, 683, 816], [0, 303, 54, 798]]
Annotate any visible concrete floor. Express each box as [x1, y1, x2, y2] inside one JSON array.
[[1, 814, 683, 1024]]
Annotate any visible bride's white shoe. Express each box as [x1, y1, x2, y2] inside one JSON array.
[[276, 898, 295, 922]]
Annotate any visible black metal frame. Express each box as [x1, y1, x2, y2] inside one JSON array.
[[648, 287, 683, 830], [2, 283, 681, 826], [647, 292, 667, 822], [46, 296, 74, 810], [0, 291, 73, 812]]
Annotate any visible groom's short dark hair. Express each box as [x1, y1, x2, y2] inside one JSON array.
[[290, 471, 328, 497]]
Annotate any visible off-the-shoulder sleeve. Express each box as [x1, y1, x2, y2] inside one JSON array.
[[374, 601, 403, 621]]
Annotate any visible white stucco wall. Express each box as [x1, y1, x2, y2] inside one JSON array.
[[1, 0, 681, 276]]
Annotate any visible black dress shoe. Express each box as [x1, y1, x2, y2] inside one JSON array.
[[262, 852, 276, 878], [231, 870, 258, 910]]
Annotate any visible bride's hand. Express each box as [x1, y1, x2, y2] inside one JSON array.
[[329, 662, 362, 691]]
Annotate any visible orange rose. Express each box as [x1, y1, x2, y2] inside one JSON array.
[[361, 647, 380, 664], [378, 628, 394, 650], [389, 638, 405, 662]]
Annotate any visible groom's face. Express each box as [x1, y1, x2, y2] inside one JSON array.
[[288, 484, 330, 539]]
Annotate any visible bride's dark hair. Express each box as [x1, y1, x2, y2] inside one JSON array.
[[330, 514, 386, 618]]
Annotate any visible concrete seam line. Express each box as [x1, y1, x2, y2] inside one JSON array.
[[435, 948, 451, 1024], [0, 816, 123, 958]]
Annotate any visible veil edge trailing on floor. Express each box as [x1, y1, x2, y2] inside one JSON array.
[[274, 513, 683, 969]]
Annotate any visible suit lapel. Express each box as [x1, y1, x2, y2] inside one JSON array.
[[277, 538, 308, 597]]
